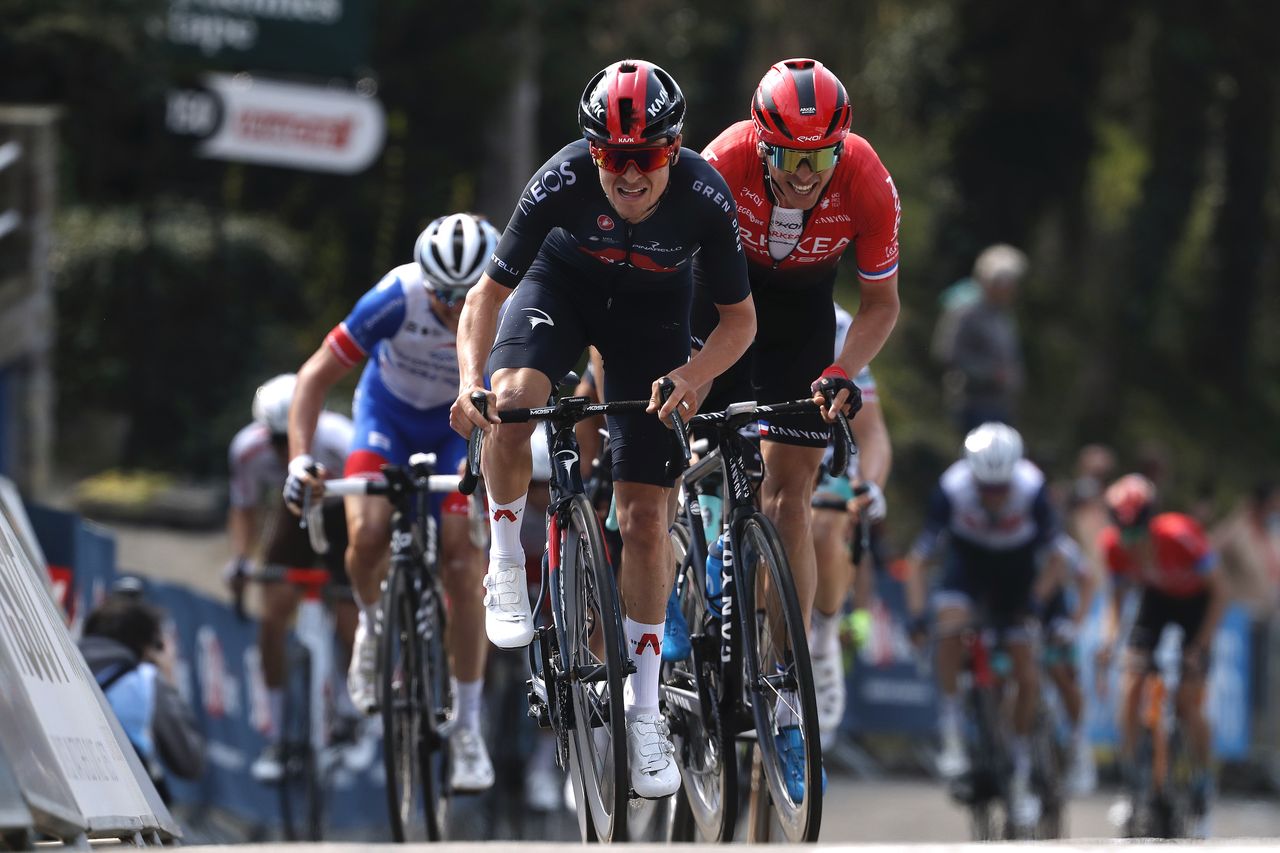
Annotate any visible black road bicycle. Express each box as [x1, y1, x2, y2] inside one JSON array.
[[661, 396, 854, 843], [308, 453, 466, 842], [459, 383, 687, 842]]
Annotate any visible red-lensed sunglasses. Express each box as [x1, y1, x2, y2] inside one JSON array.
[[589, 142, 677, 174]]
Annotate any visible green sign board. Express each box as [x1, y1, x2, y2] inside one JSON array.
[[165, 0, 372, 78]]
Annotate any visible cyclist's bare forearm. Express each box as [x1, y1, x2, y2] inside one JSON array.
[[835, 275, 899, 377], [289, 345, 351, 461], [227, 505, 257, 560], [1190, 572, 1228, 653], [682, 295, 755, 389], [852, 398, 891, 487], [904, 551, 927, 617], [457, 275, 509, 390]]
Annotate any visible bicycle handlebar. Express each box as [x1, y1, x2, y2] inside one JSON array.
[[302, 453, 464, 553], [458, 393, 655, 495], [686, 397, 856, 470]]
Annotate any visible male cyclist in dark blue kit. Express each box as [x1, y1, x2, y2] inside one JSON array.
[[450, 59, 756, 799]]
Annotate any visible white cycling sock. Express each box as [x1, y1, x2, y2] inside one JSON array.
[[939, 694, 961, 739], [353, 591, 378, 626], [268, 687, 285, 739], [776, 682, 801, 729], [455, 678, 484, 734], [810, 608, 840, 658], [487, 493, 528, 564], [1012, 736, 1031, 778], [623, 617, 664, 717]]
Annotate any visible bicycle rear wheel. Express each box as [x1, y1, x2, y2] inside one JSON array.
[[560, 495, 629, 842], [736, 513, 822, 842], [661, 520, 737, 841], [380, 565, 446, 841]]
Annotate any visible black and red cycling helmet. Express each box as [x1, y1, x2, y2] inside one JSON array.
[[752, 58, 852, 149], [578, 59, 686, 146]]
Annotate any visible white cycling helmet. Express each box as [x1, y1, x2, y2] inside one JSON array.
[[964, 422, 1023, 485], [414, 213, 500, 296], [252, 373, 296, 436]]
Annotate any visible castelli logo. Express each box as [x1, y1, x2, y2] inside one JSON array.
[[597, 215, 615, 231]]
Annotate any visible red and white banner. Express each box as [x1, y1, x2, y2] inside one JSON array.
[[168, 73, 385, 174]]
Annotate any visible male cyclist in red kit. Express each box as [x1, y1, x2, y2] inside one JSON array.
[[690, 58, 901, 797]]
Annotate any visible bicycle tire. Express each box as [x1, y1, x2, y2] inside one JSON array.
[[419, 571, 454, 838], [965, 684, 1004, 842], [736, 513, 822, 842], [1031, 710, 1066, 839], [660, 521, 737, 842], [380, 564, 443, 842], [278, 639, 323, 841], [560, 495, 629, 842]]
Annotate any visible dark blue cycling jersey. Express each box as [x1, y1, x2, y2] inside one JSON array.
[[485, 140, 750, 304]]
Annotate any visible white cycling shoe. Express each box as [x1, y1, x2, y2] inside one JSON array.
[[626, 713, 680, 799], [936, 730, 969, 779], [449, 728, 495, 793], [483, 561, 534, 648], [1010, 770, 1042, 829], [1066, 737, 1098, 796], [347, 618, 379, 715], [811, 649, 846, 747]]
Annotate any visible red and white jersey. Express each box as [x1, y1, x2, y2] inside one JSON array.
[[227, 411, 353, 508], [701, 121, 900, 285]]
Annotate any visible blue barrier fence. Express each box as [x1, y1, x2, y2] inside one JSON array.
[[28, 504, 388, 834]]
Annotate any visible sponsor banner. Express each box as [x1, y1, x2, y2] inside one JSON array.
[[842, 570, 937, 736], [0, 501, 160, 832], [167, 73, 385, 174], [164, 0, 372, 78]]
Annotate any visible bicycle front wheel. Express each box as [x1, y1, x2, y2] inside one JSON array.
[[661, 520, 737, 841], [380, 564, 446, 841], [737, 513, 822, 842], [278, 641, 323, 841], [560, 495, 629, 842]]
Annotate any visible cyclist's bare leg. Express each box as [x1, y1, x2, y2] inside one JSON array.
[[258, 580, 302, 694], [440, 512, 486, 682], [483, 368, 547, 504], [344, 493, 393, 609], [811, 506, 853, 619], [1048, 662, 1084, 727], [615, 481, 675, 623], [1175, 672, 1210, 767], [935, 604, 969, 696], [1008, 640, 1039, 735], [1118, 651, 1147, 766], [759, 442, 825, 629], [331, 599, 357, 664]]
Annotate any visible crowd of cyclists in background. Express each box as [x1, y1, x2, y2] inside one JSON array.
[[208, 54, 1280, 842]]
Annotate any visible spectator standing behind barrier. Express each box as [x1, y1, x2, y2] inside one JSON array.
[[934, 244, 1027, 432], [1212, 481, 1280, 617], [78, 592, 205, 803]]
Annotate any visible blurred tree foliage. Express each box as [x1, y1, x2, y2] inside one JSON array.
[[1, 0, 1277, 520]]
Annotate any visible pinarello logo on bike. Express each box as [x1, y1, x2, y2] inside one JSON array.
[[597, 214, 615, 231]]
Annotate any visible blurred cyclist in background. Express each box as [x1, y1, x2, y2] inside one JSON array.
[[1096, 474, 1225, 837], [224, 373, 355, 782], [286, 213, 500, 793], [809, 301, 892, 745], [904, 423, 1065, 829]]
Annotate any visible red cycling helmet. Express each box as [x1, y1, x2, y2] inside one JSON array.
[[1105, 474, 1157, 528], [579, 59, 686, 147], [752, 58, 852, 149]]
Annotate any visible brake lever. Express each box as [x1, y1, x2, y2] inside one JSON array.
[[459, 391, 487, 496]]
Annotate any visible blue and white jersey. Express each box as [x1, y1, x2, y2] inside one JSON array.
[[326, 263, 459, 411], [913, 458, 1058, 559]]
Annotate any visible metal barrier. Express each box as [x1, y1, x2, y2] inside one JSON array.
[[0, 478, 178, 848]]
